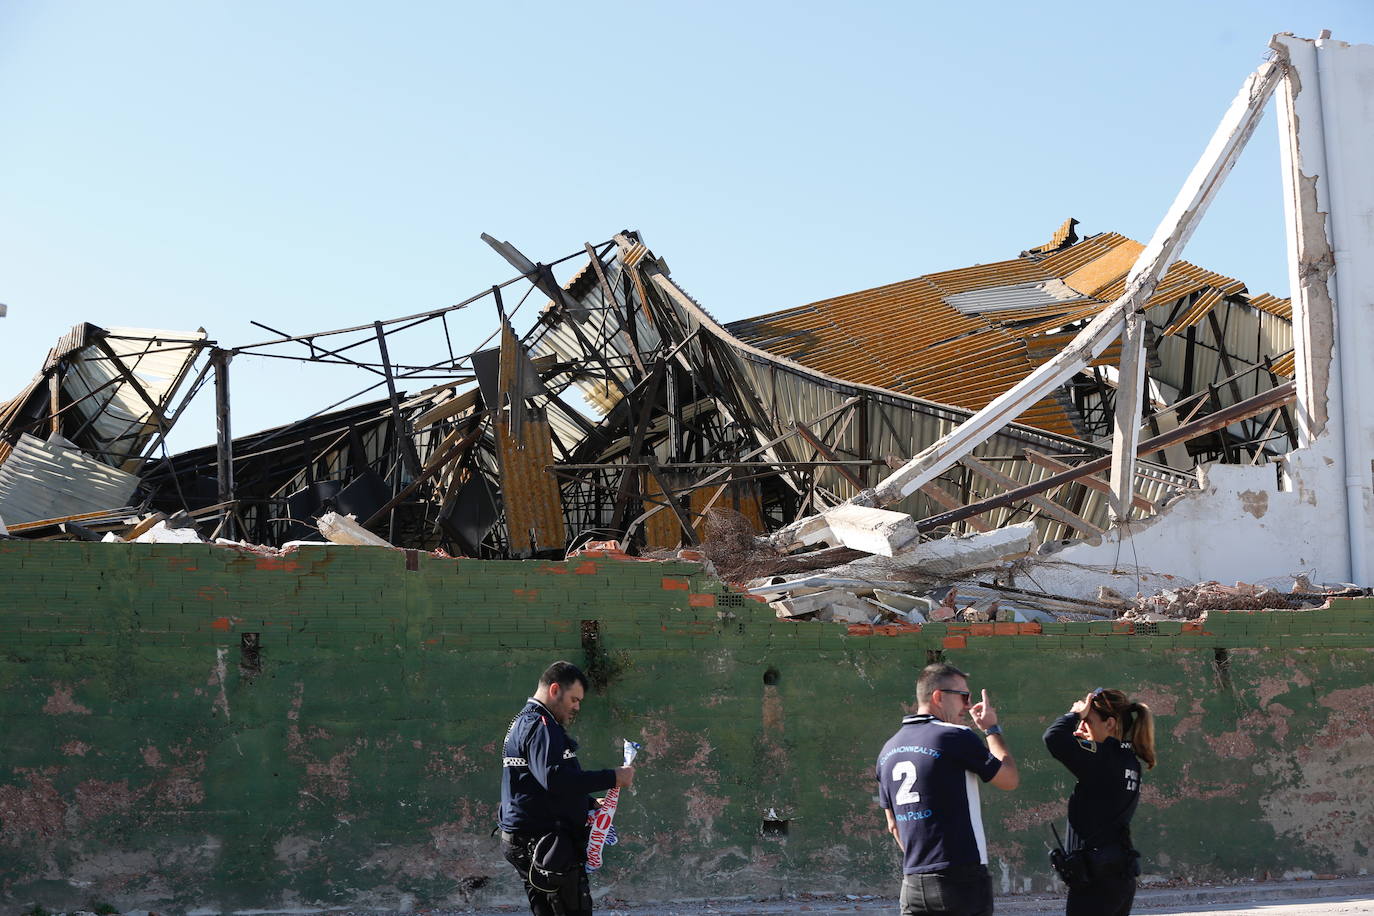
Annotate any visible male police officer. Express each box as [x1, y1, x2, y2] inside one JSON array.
[[499, 661, 634, 916], [876, 663, 1019, 916]]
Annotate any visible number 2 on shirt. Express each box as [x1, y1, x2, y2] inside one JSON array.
[[892, 760, 921, 805]]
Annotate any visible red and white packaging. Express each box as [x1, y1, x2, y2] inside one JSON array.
[[586, 739, 640, 872]]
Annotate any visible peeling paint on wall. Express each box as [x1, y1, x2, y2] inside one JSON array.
[[43, 684, 92, 716], [1239, 489, 1270, 518], [1258, 684, 1374, 871], [2, 543, 1373, 911]]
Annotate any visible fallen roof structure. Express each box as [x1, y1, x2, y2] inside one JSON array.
[[0, 33, 1369, 619], [6, 224, 1284, 568], [0, 324, 209, 535], [0, 222, 1306, 621]]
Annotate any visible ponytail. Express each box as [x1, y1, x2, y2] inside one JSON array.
[[1126, 701, 1157, 770], [1090, 690, 1158, 770]]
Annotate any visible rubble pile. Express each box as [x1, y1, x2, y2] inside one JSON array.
[[698, 510, 1364, 626], [697, 509, 863, 581], [1125, 579, 1352, 620]]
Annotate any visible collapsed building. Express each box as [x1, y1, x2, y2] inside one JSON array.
[[0, 219, 1317, 619], [2, 31, 1373, 914]]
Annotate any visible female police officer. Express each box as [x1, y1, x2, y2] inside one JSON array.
[[1043, 687, 1157, 916]]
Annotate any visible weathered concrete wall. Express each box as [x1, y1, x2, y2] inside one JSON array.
[[1, 541, 1372, 913]]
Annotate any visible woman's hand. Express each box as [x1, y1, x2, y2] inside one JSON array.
[[1072, 693, 1097, 740]]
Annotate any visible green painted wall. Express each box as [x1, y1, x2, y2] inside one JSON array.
[[1, 541, 1371, 912]]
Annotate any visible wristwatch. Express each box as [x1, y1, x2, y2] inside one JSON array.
[[984, 724, 1003, 736]]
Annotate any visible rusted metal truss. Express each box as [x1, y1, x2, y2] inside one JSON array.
[[0, 224, 1299, 556]]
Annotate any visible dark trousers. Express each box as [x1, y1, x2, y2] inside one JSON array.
[[501, 833, 593, 916], [1066, 874, 1135, 916], [899, 864, 993, 916]]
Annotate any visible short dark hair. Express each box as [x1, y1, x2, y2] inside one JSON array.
[[540, 660, 589, 692], [916, 662, 968, 705]]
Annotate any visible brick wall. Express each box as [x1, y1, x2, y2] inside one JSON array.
[[2, 540, 1372, 911]]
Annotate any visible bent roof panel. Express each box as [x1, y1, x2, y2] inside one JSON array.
[[726, 225, 1291, 438]]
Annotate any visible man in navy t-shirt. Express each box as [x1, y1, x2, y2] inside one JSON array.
[[876, 663, 1020, 915]]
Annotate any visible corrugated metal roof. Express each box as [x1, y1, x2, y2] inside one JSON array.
[[0, 325, 209, 475], [62, 327, 207, 471], [1250, 292, 1292, 319], [727, 224, 1291, 440], [943, 279, 1087, 315], [524, 235, 1208, 545], [1025, 217, 1080, 255], [0, 433, 139, 525]]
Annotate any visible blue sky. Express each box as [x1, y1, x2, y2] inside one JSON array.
[[4, 1, 1373, 451]]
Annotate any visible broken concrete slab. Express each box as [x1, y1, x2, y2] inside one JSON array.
[[770, 587, 873, 620], [818, 601, 876, 624], [874, 588, 935, 617], [132, 520, 205, 544], [317, 511, 394, 548], [864, 596, 926, 624], [746, 574, 914, 597], [837, 522, 1037, 578], [818, 504, 923, 557]]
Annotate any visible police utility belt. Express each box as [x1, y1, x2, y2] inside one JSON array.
[[1049, 823, 1139, 885], [502, 827, 583, 892]]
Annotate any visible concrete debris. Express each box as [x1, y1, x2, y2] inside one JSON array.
[[873, 588, 934, 620], [815, 504, 923, 557], [743, 524, 1049, 624], [769, 588, 854, 619], [817, 601, 876, 624], [894, 522, 1037, 574], [125, 511, 169, 540], [960, 599, 999, 623], [133, 520, 205, 544], [1131, 581, 1305, 619], [745, 557, 1367, 628], [317, 511, 394, 548], [928, 602, 957, 622], [1095, 586, 1129, 607]]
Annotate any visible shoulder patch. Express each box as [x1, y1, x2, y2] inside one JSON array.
[[1077, 737, 1097, 752]]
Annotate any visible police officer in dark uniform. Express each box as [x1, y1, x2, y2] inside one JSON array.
[[499, 661, 634, 916], [1043, 687, 1158, 916]]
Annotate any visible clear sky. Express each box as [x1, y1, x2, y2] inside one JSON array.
[[4, 1, 1373, 452]]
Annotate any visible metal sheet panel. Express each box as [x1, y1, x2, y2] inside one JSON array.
[[495, 411, 566, 556], [727, 229, 1294, 445], [61, 326, 206, 469], [943, 279, 1087, 315], [0, 433, 139, 525]]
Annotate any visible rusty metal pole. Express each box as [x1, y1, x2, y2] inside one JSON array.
[[212, 348, 236, 541]]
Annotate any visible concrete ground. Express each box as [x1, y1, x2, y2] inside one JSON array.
[[569, 877, 1374, 916], [43, 879, 1373, 916]]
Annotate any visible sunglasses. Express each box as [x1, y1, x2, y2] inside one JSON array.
[[939, 688, 971, 701]]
